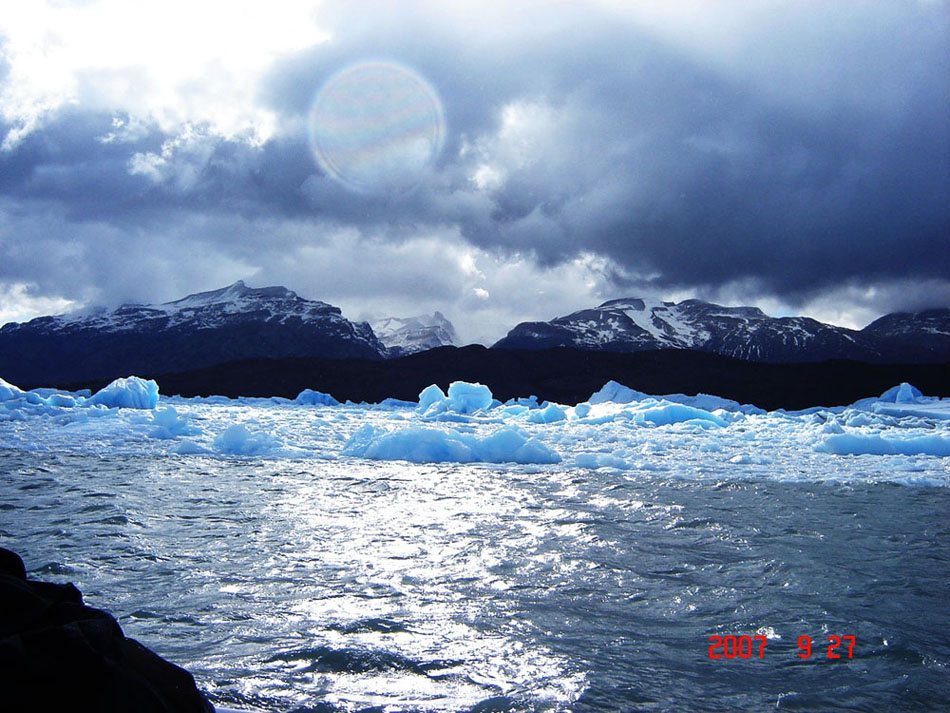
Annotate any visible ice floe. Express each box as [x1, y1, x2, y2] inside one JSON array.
[[0, 374, 948, 483], [343, 423, 560, 464], [88, 377, 160, 409]]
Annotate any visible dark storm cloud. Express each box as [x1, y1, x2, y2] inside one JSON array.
[[258, 0, 950, 303], [1, 0, 948, 321]]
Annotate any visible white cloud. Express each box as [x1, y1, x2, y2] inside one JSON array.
[[0, 282, 78, 326], [0, 0, 330, 148]]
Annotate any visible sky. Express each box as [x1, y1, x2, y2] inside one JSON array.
[[0, 0, 948, 345]]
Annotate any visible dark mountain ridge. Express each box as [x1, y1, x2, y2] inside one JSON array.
[[0, 281, 385, 384], [2, 282, 948, 389], [494, 297, 950, 363]]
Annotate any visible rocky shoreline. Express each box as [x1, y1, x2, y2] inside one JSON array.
[[0, 547, 214, 712]]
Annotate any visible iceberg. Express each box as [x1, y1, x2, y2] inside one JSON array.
[[527, 403, 567, 423], [294, 389, 340, 406], [417, 381, 495, 417], [149, 407, 199, 439], [343, 424, 561, 464], [213, 424, 281, 456], [589, 380, 650, 405], [0, 377, 24, 402], [818, 433, 950, 457], [847, 382, 950, 420], [879, 382, 925, 404], [588, 379, 764, 415], [88, 377, 159, 409], [631, 403, 727, 427]]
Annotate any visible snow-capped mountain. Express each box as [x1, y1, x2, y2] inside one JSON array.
[[493, 298, 950, 363], [371, 312, 458, 357], [0, 281, 386, 385]]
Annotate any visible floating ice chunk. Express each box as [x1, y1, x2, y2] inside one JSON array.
[[588, 380, 764, 414], [572, 403, 591, 418], [475, 426, 561, 463], [527, 403, 567, 424], [446, 381, 494, 413], [343, 424, 560, 464], [88, 377, 159, 409], [417, 384, 447, 412], [170, 440, 210, 455], [45, 393, 80, 408], [589, 380, 650, 405], [377, 398, 416, 409], [674, 393, 765, 416], [294, 389, 340, 406], [213, 424, 280, 455], [728, 454, 773, 465], [879, 382, 925, 404], [417, 381, 495, 417], [575, 452, 630, 469], [191, 395, 233, 404], [849, 383, 935, 412], [344, 424, 474, 462], [0, 377, 24, 401], [821, 418, 845, 434], [149, 407, 199, 439], [632, 403, 727, 427], [817, 433, 950, 457], [505, 395, 542, 409]]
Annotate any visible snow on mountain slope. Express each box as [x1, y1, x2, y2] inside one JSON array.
[[371, 312, 458, 357], [493, 297, 949, 363], [28, 281, 351, 333], [0, 281, 386, 384]]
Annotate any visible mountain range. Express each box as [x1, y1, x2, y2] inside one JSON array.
[[0, 281, 384, 385], [370, 312, 458, 357], [494, 297, 950, 363], [0, 282, 947, 387]]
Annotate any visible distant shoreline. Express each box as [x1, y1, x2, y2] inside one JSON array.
[[43, 346, 950, 412]]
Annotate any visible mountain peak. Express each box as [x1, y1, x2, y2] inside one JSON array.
[[597, 297, 677, 312], [370, 312, 458, 357], [168, 281, 300, 308], [0, 282, 386, 384], [494, 296, 950, 362]]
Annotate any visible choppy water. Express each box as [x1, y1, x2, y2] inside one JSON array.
[[2, 448, 948, 712]]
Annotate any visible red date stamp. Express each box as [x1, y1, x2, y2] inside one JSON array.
[[708, 634, 856, 659]]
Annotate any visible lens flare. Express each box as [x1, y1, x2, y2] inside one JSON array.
[[308, 61, 445, 193]]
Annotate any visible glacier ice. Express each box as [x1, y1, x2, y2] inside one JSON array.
[[817, 433, 950, 457], [1, 375, 948, 483], [527, 403, 568, 424], [149, 407, 199, 439], [343, 424, 561, 465], [418, 381, 495, 417], [417, 384, 447, 412], [88, 377, 160, 409], [0, 377, 24, 401], [629, 403, 727, 427], [588, 379, 764, 415], [589, 380, 651, 405], [213, 424, 281, 456], [879, 382, 925, 404], [294, 389, 340, 406]]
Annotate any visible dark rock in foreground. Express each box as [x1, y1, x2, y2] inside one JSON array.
[[0, 547, 213, 713]]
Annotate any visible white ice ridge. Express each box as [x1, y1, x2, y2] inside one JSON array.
[[0, 375, 158, 410], [344, 423, 561, 464], [1, 375, 949, 480]]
